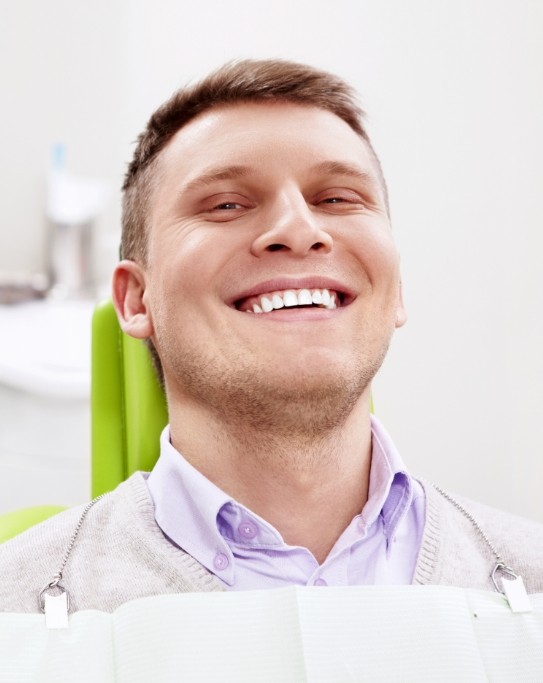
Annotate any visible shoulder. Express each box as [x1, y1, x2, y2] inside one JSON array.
[[454, 494, 543, 582], [0, 474, 222, 613], [0, 501, 94, 613], [416, 481, 543, 592], [0, 476, 146, 613]]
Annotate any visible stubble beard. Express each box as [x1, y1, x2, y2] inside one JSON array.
[[160, 330, 391, 468]]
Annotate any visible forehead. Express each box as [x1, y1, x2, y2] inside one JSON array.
[[156, 102, 380, 185]]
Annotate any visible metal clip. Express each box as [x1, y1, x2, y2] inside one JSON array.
[[492, 563, 532, 613], [39, 574, 70, 628]]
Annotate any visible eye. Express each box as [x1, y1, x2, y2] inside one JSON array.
[[213, 202, 243, 210], [203, 193, 251, 212], [321, 197, 347, 204], [200, 193, 253, 222], [315, 189, 366, 209]]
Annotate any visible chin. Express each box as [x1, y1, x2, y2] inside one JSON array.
[[264, 359, 372, 402]]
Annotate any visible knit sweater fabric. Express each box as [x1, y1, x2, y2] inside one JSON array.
[[0, 473, 542, 614]]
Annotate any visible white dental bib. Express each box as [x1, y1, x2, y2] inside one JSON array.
[[1, 585, 542, 682]]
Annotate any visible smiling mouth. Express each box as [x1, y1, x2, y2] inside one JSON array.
[[235, 288, 347, 314]]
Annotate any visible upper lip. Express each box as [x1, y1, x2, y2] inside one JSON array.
[[229, 277, 356, 308]]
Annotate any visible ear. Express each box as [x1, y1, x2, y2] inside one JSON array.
[[395, 279, 407, 328], [112, 260, 154, 339]]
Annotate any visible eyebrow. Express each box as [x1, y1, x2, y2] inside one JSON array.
[[181, 160, 381, 195], [310, 161, 379, 187], [182, 165, 253, 194]]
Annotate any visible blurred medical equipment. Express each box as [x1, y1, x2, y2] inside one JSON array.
[[47, 144, 110, 300]]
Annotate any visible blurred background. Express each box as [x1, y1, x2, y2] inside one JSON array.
[[0, 0, 542, 520]]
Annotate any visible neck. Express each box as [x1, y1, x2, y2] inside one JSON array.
[[168, 391, 373, 564]]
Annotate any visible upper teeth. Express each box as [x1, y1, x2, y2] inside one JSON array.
[[252, 288, 336, 314]]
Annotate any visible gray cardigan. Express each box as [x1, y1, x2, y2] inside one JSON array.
[[0, 473, 542, 614]]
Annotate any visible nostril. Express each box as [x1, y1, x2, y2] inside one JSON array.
[[265, 241, 327, 253]]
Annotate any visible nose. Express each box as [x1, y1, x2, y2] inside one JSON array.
[[250, 192, 333, 257]]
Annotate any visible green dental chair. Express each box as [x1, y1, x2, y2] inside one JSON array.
[[90, 299, 167, 498], [0, 506, 67, 544], [0, 300, 167, 543]]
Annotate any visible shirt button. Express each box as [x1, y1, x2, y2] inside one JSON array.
[[313, 578, 328, 586], [238, 520, 258, 540], [213, 552, 230, 571]]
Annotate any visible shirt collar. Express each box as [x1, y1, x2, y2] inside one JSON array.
[[147, 416, 414, 583], [365, 415, 414, 548], [147, 428, 237, 584]]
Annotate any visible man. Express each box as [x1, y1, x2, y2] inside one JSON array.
[[1, 59, 542, 613]]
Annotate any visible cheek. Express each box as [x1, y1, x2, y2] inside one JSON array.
[[148, 250, 224, 333], [150, 238, 209, 296], [353, 231, 401, 288], [153, 225, 237, 283]]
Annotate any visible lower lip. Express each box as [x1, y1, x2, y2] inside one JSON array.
[[240, 307, 342, 322]]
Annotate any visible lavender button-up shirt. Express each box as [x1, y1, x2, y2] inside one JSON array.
[[146, 416, 425, 589]]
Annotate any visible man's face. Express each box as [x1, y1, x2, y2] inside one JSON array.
[[137, 102, 405, 419]]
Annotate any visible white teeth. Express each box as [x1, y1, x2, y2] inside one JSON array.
[[311, 290, 323, 305], [271, 294, 284, 309], [261, 296, 274, 313], [297, 289, 312, 306], [283, 290, 298, 307], [249, 287, 339, 314]]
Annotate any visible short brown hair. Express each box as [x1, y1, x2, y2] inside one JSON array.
[[121, 58, 386, 264]]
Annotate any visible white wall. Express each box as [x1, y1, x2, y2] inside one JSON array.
[[0, 0, 124, 281], [1, 0, 542, 520]]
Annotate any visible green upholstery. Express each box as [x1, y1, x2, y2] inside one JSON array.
[[91, 299, 168, 497], [0, 505, 66, 544]]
